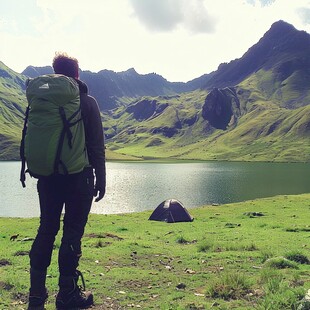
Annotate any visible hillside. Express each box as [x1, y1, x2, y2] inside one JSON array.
[[0, 20, 309, 162], [0, 62, 27, 159], [103, 88, 310, 162]]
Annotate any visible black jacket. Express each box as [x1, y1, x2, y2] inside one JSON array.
[[76, 79, 106, 192]]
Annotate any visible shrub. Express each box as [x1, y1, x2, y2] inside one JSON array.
[[284, 251, 310, 265], [205, 271, 251, 300], [258, 269, 306, 310], [176, 235, 189, 244], [197, 240, 214, 252], [260, 249, 274, 263], [259, 268, 283, 287], [244, 243, 258, 251], [264, 257, 299, 269]]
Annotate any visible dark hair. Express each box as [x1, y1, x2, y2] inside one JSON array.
[[52, 52, 79, 78]]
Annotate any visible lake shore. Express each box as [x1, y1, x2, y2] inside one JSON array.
[[0, 193, 309, 309]]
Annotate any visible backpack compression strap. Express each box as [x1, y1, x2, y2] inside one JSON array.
[[20, 105, 30, 188], [53, 106, 83, 175]]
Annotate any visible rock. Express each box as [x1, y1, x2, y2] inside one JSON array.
[[176, 283, 186, 290], [225, 223, 241, 228], [10, 234, 19, 241], [21, 237, 35, 242], [202, 87, 241, 130], [185, 268, 196, 274], [126, 99, 159, 121], [243, 212, 265, 217]]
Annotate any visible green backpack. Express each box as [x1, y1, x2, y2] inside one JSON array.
[[20, 74, 89, 187]]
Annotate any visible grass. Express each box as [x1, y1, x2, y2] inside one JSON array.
[[0, 194, 309, 309]]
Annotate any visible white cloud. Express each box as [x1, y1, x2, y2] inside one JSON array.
[[129, 0, 217, 34], [129, 0, 183, 32], [182, 1, 217, 34], [297, 7, 310, 25], [246, 0, 276, 7]]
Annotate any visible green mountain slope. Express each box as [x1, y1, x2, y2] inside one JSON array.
[[0, 62, 27, 159], [103, 86, 310, 162]]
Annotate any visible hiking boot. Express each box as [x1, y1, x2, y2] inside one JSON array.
[[28, 268, 48, 310], [56, 270, 93, 309], [27, 289, 48, 310]]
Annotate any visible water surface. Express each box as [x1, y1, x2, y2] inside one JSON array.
[[0, 161, 309, 217]]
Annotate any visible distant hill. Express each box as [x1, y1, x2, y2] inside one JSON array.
[[1, 20, 309, 162], [22, 67, 208, 110]]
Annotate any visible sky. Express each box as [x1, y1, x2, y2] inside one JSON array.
[[0, 0, 310, 82]]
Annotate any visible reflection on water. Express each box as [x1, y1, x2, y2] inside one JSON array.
[[0, 161, 310, 217]]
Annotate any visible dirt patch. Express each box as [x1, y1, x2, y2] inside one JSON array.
[[14, 251, 30, 256], [86, 233, 124, 241], [0, 259, 11, 266], [13, 292, 28, 302], [120, 279, 152, 291], [0, 281, 13, 290], [91, 297, 125, 309]]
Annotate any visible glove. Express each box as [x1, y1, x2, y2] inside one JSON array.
[[94, 168, 106, 202], [94, 186, 105, 202]]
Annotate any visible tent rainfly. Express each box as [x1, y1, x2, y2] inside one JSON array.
[[149, 199, 194, 223]]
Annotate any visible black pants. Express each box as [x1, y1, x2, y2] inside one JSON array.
[[30, 167, 94, 276]]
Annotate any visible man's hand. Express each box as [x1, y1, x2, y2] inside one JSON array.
[[94, 169, 106, 202], [94, 187, 105, 202]]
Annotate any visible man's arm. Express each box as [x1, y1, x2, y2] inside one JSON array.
[[81, 93, 106, 201]]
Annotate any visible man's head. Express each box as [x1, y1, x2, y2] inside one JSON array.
[[52, 52, 79, 79]]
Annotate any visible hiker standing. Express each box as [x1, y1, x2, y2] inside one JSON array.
[[20, 53, 106, 309]]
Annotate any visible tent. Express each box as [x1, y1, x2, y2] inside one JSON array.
[[149, 199, 194, 223]]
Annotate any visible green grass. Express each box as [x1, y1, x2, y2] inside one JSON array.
[[0, 194, 309, 309]]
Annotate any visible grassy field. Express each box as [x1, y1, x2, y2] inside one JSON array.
[[0, 194, 309, 309]]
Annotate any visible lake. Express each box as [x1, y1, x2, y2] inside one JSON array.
[[0, 161, 310, 218]]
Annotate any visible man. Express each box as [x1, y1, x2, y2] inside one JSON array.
[[26, 53, 106, 309]]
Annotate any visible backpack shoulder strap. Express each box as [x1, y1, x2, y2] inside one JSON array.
[[20, 105, 30, 187]]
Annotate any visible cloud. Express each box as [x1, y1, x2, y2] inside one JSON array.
[[246, 0, 276, 7], [182, 1, 217, 34], [129, 0, 216, 34], [129, 0, 183, 31], [297, 7, 310, 25]]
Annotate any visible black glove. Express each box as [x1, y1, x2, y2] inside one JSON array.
[[94, 186, 105, 202], [94, 169, 106, 202]]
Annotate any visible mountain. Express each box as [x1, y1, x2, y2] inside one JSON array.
[[22, 66, 205, 110], [102, 20, 310, 162], [203, 20, 310, 91], [1, 20, 310, 162], [22, 65, 54, 77]]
